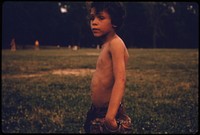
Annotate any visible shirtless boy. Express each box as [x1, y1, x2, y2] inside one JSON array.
[[84, 2, 132, 133]]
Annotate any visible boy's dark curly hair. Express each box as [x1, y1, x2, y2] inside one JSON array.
[[90, 2, 126, 30]]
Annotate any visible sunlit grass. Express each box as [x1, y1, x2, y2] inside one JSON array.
[[2, 48, 198, 133]]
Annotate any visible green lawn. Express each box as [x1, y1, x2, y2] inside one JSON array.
[[2, 48, 198, 133]]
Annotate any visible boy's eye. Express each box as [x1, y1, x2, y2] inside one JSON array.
[[89, 16, 94, 21], [89, 15, 105, 21], [98, 16, 105, 20]]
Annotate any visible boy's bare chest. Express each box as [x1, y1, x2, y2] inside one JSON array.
[[96, 47, 112, 69]]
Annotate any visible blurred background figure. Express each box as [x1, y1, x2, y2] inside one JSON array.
[[10, 38, 16, 51], [35, 40, 40, 50]]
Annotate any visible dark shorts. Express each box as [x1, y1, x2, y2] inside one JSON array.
[[84, 103, 132, 133]]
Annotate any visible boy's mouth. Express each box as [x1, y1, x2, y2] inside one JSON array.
[[92, 28, 100, 32]]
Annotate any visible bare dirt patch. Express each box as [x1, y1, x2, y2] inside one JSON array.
[[2, 69, 96, 79], [2, 73, 46, 79], [86, 52, 99, 56], [51, 69, 95, 76]]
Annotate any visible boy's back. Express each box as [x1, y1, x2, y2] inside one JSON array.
[[91, 34, 129, 108]]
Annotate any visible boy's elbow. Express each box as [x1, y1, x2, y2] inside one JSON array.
[[114, 70, 126, 84], [115, 76, 126, 84]]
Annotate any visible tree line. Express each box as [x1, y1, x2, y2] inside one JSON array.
[[2, 2, 198, 49]]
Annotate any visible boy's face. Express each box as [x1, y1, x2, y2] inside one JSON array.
[[90, 8, 114, 37]]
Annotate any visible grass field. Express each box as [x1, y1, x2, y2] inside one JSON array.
[[2, 48, 199, 133]]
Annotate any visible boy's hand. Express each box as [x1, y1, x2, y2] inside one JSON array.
[[104, 118, 119, 131], [90, 116, 132, 133], [90, 118, 119, 133]]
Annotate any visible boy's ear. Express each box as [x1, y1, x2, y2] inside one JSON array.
[[112, 25, 117, 28]]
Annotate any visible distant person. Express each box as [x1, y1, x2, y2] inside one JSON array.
[[35, 40, 39, 50], [84, 2, 132, 133], [10, 38, 16, 51]]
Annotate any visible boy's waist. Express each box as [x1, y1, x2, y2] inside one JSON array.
[[91, 104, 108, 113], [90, 103, 124, 118]]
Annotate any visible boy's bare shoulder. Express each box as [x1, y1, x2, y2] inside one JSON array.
[[109, 36, 126, 51]]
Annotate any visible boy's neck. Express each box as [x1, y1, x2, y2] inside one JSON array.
[[101, 31, 117, 45]]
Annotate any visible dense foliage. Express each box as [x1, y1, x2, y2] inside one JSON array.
[[2, 2, 198, 48]]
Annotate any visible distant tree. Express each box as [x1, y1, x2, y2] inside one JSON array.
[[171, 2, 198, 48], [141, 2, 174, 48], [141, 2, 198, 48], [58, 2, 88, 47]]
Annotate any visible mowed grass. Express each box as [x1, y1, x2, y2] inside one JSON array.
[[2, 48, 198, 133]]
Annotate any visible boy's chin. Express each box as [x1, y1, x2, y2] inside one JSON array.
[[93, 34, 102, 37]]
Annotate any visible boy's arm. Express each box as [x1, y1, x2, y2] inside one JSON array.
[[105, 39, 126, 129]]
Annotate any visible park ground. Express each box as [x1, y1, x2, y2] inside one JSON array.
[[2, 48, 198, 133]]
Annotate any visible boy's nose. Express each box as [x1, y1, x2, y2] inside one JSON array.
[[92, 18, 98, 25]]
